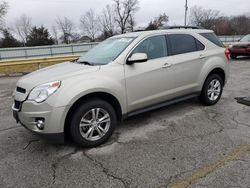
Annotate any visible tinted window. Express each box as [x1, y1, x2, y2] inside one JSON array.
[[200, 32, 224, 47], [169, 34, 197, 55], [132, 35, 167, 60]]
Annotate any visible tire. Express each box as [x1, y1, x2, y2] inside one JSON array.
[[230, 54, 237, 59], [70, 99, 117, 147], [199, 74, 223, 106]]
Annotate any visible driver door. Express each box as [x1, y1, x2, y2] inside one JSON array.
[[125, 35, 177, 112]]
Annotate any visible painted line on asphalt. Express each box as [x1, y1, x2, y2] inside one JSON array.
[[169, 144, 250, 188]]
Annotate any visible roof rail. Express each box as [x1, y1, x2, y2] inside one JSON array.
[[162, 26, 204, 29]]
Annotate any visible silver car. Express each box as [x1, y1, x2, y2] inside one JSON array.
[[12, 28, 230, 147]]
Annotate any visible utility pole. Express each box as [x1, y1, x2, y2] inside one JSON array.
[[184, 0, 188, 26]]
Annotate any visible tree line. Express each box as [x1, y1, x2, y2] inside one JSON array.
[[0, 0, 249, 48], [189, 6, 250, 35]]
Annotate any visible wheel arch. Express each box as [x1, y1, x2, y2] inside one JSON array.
[[206, 68, 226, 86], [64, 92, 123, 137]]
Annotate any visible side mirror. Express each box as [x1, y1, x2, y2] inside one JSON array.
[[127, 53, 148, 65]]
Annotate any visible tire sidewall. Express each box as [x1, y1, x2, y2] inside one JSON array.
[[201, 74, 223, 105], [70, 99, 117, 147]]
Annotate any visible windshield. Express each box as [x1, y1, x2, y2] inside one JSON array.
[[240, 34, 250, 42], [78, 37, 134, 65]]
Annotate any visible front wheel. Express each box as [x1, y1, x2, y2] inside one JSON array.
[[199, 74, 223, 106], [70, 99, 117, 147]]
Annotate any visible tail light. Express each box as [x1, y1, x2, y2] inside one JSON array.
[[224, 48, 230, 62]]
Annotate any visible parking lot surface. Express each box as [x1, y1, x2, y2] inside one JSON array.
[[1, 58, 250, 188]]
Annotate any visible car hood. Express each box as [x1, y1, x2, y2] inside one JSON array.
[[17, 62, 100, 91]]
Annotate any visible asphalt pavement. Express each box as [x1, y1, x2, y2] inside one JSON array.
[[0, 58, 250, 188]]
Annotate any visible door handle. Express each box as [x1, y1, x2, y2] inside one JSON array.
[[199, 54, 206, 59], [162, 63, 172, 69]]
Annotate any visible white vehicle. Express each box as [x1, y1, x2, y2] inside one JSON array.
[[13, 27, 230, 147]]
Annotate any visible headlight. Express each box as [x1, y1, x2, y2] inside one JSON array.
[[228, 44, 233, 48], [28, 81, 61, 103]]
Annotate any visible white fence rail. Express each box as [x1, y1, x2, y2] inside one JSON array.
[[218, 35, 243, 44], [0, 42, 98, 61], [0, 35, 244, 61]]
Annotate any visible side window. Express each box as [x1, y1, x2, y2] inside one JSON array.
[[132, 35, 167, 60], [169, 34, 198, 55], [196, 39, 205, 51]]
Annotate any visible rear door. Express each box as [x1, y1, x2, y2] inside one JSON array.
[[166, 33, 206, 96]]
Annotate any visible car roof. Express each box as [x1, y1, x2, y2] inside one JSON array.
[[111, 29, 214, 39]]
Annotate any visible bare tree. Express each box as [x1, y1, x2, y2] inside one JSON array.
[[80, 9, 100, 42], [127, 14, 135, 32], [113, 0, 139, 34], [0, 1, 8, 30], [51, 25, 59, 44], [230, 15, 250, 35], [14, 14, 32, 46], [100, 5, 116, 38], [189, 6, 220, 29], [145, 13, 169, 30], [56, 17, 74, 44]]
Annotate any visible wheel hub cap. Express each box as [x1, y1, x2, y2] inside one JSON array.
[[207, 79, 221, 101], [79, 108, 111, 141]]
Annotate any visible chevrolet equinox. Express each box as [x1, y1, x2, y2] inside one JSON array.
[[12, 28, 230, 147]]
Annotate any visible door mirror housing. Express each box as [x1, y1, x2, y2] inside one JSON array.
[[127, 53, 148, 65]]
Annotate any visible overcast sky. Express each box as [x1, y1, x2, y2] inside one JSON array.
[[5, 0, 250, 30]]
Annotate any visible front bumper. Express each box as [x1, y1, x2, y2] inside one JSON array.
[[12, 100, 70, 144]]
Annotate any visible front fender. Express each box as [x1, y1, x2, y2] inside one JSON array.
[[46, 76, 127, 114]]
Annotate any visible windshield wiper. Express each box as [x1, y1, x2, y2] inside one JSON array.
[[76, 60, 94, 66]]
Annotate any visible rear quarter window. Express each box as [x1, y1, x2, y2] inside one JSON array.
[[199, 32, 224, 47]]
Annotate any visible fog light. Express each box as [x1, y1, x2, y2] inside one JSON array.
[[36, 119, 45, 130]]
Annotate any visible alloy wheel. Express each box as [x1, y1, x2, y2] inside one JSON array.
[[79, 108, 111, 141], [207, 79, 221, 101]]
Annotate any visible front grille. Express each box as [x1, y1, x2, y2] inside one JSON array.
[[14, 100, 22, 110], [16, 86, 26, 94]]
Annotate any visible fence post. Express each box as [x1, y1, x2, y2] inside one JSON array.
[[71, 45, 74, 55], [24, 48, 28, 59], [50, 46, 53, 57]]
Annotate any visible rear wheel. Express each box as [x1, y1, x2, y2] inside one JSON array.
[[70, 99, 117, 147], [230, 54, 237, 59], [199, 74, 223, 106]]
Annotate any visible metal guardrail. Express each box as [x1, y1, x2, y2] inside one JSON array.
[[0, 36, 242, 61], [0, 35, 244, 75], [0, 55, 80, 75], [0, 42, 98, 61], [218, 35, 243, 44]]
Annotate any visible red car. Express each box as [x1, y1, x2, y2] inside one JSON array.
[[229, 34, 250, 59]]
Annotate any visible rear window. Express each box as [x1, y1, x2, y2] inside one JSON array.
[[199, 32, 224, 47]]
